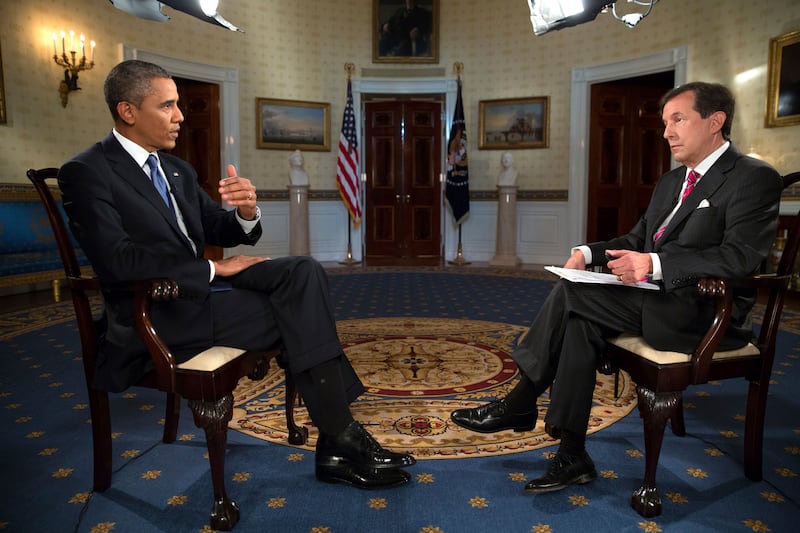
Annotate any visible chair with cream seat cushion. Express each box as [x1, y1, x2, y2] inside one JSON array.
[[28, 167, 307, 531], [603, 171, 800, 518]]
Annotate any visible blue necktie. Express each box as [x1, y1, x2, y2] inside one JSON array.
[[146, 154, 175, 217]]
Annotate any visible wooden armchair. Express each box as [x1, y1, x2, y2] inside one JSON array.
[[27, 168, 308, 531], [603, 171, 800, 517]]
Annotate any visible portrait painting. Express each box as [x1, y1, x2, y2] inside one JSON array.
[[373, 0, 438, 64], [0, 41, 6, 124], [766, 31, 800, 128]]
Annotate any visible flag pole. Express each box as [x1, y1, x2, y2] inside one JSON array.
[[338, 62, 361, 266], [449, 223, 470, 265], [339, 212, 360, 265], [447, 62, 471, 266]]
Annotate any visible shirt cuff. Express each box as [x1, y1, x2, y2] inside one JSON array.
[[208, 260, 215, 283], [236, 205, 261, 233], [649, 252, 663, 280], [572, 245, 592, 264]]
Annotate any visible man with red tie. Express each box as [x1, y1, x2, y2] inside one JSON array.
[[451, 82, 783, 494]]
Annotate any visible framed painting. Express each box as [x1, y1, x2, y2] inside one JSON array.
[[256, 98, 330, 151], [0, 41, 6, 124], [373, 0, 438, 64], [478, 96, 550, 150], [765, 31, 800, 128]]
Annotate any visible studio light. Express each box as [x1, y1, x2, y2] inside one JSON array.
[[527, 0, 658, 36], [108, 0, 243, 32]]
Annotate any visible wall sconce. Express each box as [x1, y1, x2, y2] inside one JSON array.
[[52, 30, 95, 108]]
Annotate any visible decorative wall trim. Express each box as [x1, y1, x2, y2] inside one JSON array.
[[256, 189, 569, 202], [121, 46, 241, 178], [569, 46, 688, 246]]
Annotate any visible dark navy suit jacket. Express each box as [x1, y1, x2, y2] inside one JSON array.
[[59, 132, 261, 391], [586, 145, 783, 352]]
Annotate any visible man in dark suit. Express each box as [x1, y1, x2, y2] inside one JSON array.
[[59, 59, 415, 490], [451, 82, 783, 494]]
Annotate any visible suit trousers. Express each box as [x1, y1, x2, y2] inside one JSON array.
[[512, 280, 645, 435], [207, 256, 363, 434]]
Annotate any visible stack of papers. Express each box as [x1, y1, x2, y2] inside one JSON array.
[[544, 266, 660, 291]]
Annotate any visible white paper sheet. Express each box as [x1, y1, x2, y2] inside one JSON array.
[[544, 266, 661, 291]]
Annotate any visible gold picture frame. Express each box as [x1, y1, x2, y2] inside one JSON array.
[[765, 31, 800, 128], [373, 0, 438, 64], [478, 96, 550, 150], [0, 40, 6, 125], [256, 97, 331, 151]]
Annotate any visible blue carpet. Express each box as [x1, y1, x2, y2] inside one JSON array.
[[1, 268, 799, 532]]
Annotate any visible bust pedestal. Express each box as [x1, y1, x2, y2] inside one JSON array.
[[288, 184, 310, 256], [489, 185, 521, 267]]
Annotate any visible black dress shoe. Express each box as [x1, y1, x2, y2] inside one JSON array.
[[316, 462, 411, 490], [316, 420, 416, 470], [524, 451, 597, 494], [450, 399, 537, 433]]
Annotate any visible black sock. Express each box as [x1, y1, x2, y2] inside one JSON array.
[[503, 374, 537, 413], [557, 429, 586, 457], [296, 357, 355, 435]]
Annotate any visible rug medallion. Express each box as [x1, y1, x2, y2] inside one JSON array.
[[231, 317, 637, 459]]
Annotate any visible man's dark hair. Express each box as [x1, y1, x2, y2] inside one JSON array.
[[660, 82, 735, 140], [104, 60, 172, 121]]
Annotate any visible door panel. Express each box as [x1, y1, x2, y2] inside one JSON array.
[[171, 78, 223, 260], [364, 100, 441, 258], [586, 74, 673, 242]]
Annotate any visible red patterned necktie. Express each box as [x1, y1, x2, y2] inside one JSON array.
[[653, 169, 699, 242]]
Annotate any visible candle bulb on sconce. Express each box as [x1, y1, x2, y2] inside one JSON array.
[[51, 28, 96, 108]]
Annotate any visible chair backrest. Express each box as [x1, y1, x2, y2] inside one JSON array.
[[751, 171, 800, 371], [26, 168, 82, 278], [27, 167, 102, 385]]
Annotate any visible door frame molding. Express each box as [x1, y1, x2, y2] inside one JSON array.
[[353, 77, 459, 258], [121, 45, 240, 176], [569, 46, 687, 246]]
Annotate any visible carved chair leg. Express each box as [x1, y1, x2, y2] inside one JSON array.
[[670, 395, 686, 437], [189, 394, 240, 532], [743, 379, 768, 481], [89, 389, 113, 492], [284, 372, 308, 445], [162, 392, 181, 443], [631, 385, 682, 518]]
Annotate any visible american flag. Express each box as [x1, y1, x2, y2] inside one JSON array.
[[336, 79, 362, 226]]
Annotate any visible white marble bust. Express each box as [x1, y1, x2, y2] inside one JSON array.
[[288, 150, 309, 186], [497, 152, 518, 186]]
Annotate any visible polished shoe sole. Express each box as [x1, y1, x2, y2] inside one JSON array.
[[317, 453, 416, 469], [316, 464, 411, 490], [449, 415, 535, 434], [524, 470, 598, 494]]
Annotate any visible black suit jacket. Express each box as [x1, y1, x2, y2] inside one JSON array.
[[59, 132, 262, 391], [587, 145, 783, 352]]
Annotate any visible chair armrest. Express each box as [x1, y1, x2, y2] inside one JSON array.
[[734, 272, 791, 290], [97, 278, 181, 393], [690, 272, 791, 383], [691, 278, 734, 383], [132, 279, 180, 392]]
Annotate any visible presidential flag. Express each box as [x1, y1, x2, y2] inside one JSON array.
[[445, 79, 470, 224], [336, 78, 362, 226]]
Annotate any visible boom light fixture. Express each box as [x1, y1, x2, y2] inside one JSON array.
[[527, 0, 658, 36], [108, 0, 243, 32]]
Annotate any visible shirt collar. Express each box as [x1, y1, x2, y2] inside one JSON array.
[[690, 140, 730, 178], [112, 128, 157, 171]]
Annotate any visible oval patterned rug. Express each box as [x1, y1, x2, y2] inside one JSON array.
[[231, 317, 637, 459]]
